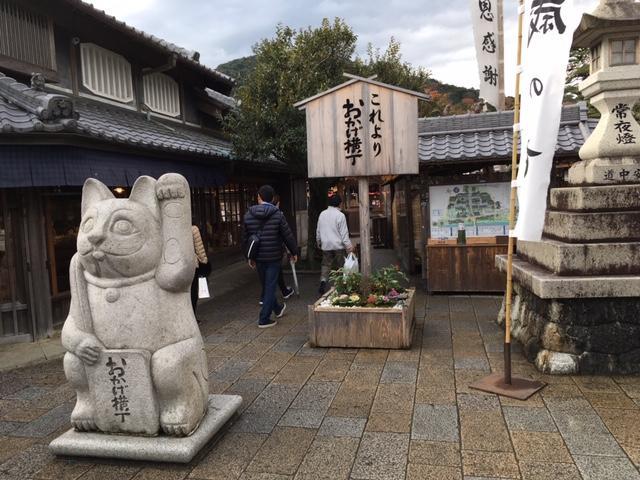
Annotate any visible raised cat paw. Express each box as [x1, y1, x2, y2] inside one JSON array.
[[156, 175, 188, 200]]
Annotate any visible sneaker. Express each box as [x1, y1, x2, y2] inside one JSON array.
[[259, 300, 263, 305], [282, 286, 295, 299], [318, 281, 327, 295], [258, 319, 277, 329], [276, 303, 287, 318]]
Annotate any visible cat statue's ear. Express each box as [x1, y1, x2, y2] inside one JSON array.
[[130, 175, 160, 220], [81, 178, 114, 217]]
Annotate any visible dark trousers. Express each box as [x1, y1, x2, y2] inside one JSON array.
[[260, 269, 287, 302], [256, 261, 283, 324]]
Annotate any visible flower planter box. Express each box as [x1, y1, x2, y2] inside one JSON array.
[[308, 288, 416, 349]]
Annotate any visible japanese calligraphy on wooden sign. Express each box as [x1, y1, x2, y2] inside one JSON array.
[[295, 76, 424, 178], [86, 349, 159, 435]]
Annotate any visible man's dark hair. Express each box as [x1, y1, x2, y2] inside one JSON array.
[[328, 194, 342, 207], [258, 185, 275, 203]]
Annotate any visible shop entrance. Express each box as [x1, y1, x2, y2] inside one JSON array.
[[0, 191, 33, 343]]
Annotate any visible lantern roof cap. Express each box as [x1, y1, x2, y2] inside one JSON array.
[[574, 0, 640, 48]]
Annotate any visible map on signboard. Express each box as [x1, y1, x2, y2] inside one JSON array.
[[429, 182, 510, 238]]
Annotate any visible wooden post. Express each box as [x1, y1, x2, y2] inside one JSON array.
[[503, 0, 525, 385], [358, 176, 372, 276], [468, 0, 544, 400]]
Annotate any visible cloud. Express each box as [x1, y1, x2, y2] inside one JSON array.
[[88, 0, 599, 92]]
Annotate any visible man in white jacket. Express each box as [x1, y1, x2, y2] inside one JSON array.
[[316, 194, 353, 294]]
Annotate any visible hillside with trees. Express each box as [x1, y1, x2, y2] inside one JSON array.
[[217, 53, 481, 117], [220, 18, 484, 263]]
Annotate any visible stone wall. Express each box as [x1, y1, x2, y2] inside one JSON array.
[[498, 283, 640, 375]]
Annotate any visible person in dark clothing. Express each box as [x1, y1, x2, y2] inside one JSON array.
[[243, 185, 298, 328], [259, 194, 294, 305]]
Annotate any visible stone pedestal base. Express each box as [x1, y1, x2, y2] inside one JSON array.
[[497, 280, 640, 375], [49, 395, 242, 463]]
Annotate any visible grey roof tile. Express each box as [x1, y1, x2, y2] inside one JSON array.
[[205, 88, 236, 109], [66, 0, 233, 87], [0, 72, 285, 166], [418, 103, 593, 164]]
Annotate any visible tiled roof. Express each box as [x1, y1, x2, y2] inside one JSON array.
[[205, 88, 237, 110], [64, 0, 234, 88], [0, 71, 235, 160], [418, 103, 594, 164], [74, 100, 233, 158], [0, 72, 78, 132]]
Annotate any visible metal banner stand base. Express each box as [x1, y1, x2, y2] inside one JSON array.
[[470, 343, 545, 401]]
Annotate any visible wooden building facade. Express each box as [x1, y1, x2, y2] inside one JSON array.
[[0, 0, 291, 343]]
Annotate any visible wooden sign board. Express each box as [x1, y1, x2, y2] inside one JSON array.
[[297, 77, 421, 178]]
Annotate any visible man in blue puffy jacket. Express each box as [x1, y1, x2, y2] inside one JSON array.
[[243, 185, 298, 328]]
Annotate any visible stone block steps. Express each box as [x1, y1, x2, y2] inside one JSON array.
[[517, 239, 640, 276], [544, 210, 640, 243], [495, 255, 640, 299], [550, 184, 640, 211]]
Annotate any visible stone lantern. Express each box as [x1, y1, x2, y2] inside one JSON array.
[[569, 0, 640, 181], [496, 0, 640, 375]]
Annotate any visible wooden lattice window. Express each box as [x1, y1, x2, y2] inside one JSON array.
[[80, 43, 133, 103], [0, 0, 55, 71], [611, 38, 637, 66], [591, 44, 601, 72], [143, 72, 181, 117]]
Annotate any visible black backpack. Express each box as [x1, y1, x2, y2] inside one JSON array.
[[245, 215, 268, 260]]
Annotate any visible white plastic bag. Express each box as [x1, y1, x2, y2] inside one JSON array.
[[343, 253, 359, 275], [198, 277, 211, 299]]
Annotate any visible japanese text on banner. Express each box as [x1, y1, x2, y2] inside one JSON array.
[[470, 0, 501, 108], [514, 0, 581, 241]]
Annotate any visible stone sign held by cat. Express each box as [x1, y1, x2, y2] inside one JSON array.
[[61, 173, 208, 437]]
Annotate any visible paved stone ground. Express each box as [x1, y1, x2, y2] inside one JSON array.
[[1, 269, 640, 479]]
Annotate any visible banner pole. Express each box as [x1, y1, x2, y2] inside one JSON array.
[[468, 0, 545, 400], [504, 0, 525, 385]]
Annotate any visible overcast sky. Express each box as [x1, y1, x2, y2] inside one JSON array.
[[90, 0, 599, 94]]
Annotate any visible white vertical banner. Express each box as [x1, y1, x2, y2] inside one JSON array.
[[514, 0, 582, 241], [470, 0, 501, 108]]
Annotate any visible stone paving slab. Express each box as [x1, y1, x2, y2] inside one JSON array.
[[1, 270, 640, 479]]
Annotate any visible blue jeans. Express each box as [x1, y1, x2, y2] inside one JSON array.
[[257, 261, 283, 324]]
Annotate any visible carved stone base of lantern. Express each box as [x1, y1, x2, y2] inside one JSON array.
[[495, 179, 640, 374], [496, 280, 640, 375], [543, 209, 640, 243], [578, 66, 640, 161], [49, 395, 242, 463], [550, 183, 640, 211], [517, 239, 640, 276], [567, 156, 640, 185]]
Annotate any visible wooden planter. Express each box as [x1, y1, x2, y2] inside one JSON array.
[[308, 288, 416, 349]]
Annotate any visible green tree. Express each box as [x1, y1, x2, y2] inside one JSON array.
[[225, 18, 430, 264], [564, 48, 591, 103]]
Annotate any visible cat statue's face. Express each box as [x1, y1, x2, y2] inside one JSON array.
[[77, 176, 162, 279]]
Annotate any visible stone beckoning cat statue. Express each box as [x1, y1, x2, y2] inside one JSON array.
[[61, 173, 208, 437]]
